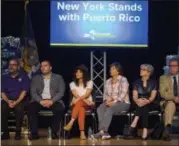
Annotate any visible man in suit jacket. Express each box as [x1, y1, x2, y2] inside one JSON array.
[[28, 60, 65, 140], [160, 58, 179, 140]]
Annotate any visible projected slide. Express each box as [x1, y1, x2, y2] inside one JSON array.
[[50, 1, 148, 47]]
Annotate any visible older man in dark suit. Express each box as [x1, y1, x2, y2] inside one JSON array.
[[28, 60, 65, 140]]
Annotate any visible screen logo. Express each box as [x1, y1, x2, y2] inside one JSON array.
[[84, 30, 116, 40]]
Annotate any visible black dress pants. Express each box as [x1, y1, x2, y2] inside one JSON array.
[[1, 101, 24, 134], [135, 104, 150, 128], [28, 101, 65, 135]]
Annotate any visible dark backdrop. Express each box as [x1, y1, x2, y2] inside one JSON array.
[[2, 0, 179, 92]]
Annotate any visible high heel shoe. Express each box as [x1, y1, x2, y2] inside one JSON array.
[[64, 124, 72, 131], [80, 134, 87, 140], [80, 131, 86, 140]]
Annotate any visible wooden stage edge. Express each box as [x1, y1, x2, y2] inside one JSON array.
[[1, 133, 179, 146]]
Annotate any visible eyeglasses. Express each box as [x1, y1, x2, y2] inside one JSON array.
[[9, 64, 18, 66], [140, 68, 148, 71], [169, 65, 178, 67]]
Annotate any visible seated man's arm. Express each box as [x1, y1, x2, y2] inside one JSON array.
[[159, 76, 175, 101], [16, 75, 31, 104], [1, 93, 10, 104], [1, 76, 10, 103], [30, 76, 42, 103], [52, 75, 65, 103], [16, 91, 26, 104]]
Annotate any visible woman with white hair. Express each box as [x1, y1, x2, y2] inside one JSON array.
[[128, 64, 157, 140]]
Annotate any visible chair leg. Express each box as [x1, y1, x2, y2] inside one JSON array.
[[63, 114, 67, 139], [26, 115, 29, 135], [92, 114, 95, 135], [67, 114, 70, 139], [26, 116, 30, 135], [129, 114, 131, 124], [93, 114, 97, 134], [59, 120, 62, 139], [159, 113, 162, 122], [130, 113, 134, 124], [127, 114, 130, 125], [95, 116, 98, 133], [64, 114, 71, 139]]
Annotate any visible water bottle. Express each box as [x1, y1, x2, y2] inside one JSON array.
[[88, 127, 92, 139], [48, 127, 52, 139]]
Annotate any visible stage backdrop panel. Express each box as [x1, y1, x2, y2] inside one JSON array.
[[50, 0, 148, 47], [1, 36, 21, 75]]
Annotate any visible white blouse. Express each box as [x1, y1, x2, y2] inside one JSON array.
[[70, 80, 93, 102]]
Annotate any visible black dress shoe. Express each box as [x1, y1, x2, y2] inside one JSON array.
[[1, 133, 10, 140], [162, 126, 171, 141], [162, 135, 171, 141], [15, 132, 21, 140], [28, 135, 39, 140], [52, 132, 58, 139]]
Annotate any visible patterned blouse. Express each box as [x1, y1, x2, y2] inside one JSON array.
[[103, 75, 130, 104]]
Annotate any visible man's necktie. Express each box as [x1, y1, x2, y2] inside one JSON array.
[[173, 76, 178, 96]]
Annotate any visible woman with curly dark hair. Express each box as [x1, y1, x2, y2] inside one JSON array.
[[64, 64, 94, 140]]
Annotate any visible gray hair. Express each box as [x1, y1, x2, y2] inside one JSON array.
[[169, 58, 179, 65], [140, 64, 154, 75]]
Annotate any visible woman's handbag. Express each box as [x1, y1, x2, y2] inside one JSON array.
[[123, 125, 137, 138], [123, 125, 131, 137], [150, 120, 165, 139]]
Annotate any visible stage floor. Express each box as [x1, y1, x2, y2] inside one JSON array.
[[1, 134, 179, 146]]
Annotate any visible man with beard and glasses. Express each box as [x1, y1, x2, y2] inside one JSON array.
[[1, 58, 30, 140]]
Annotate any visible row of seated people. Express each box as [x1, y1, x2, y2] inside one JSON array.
[[1, 58, 179, 141]]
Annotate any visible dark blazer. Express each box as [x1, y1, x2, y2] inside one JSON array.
[[30, 73, 65, 106]]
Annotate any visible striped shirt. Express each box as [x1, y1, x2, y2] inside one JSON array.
[[103, 75, 130, 104]]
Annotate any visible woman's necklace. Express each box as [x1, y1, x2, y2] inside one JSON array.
[[111, 79, 117, 88]]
